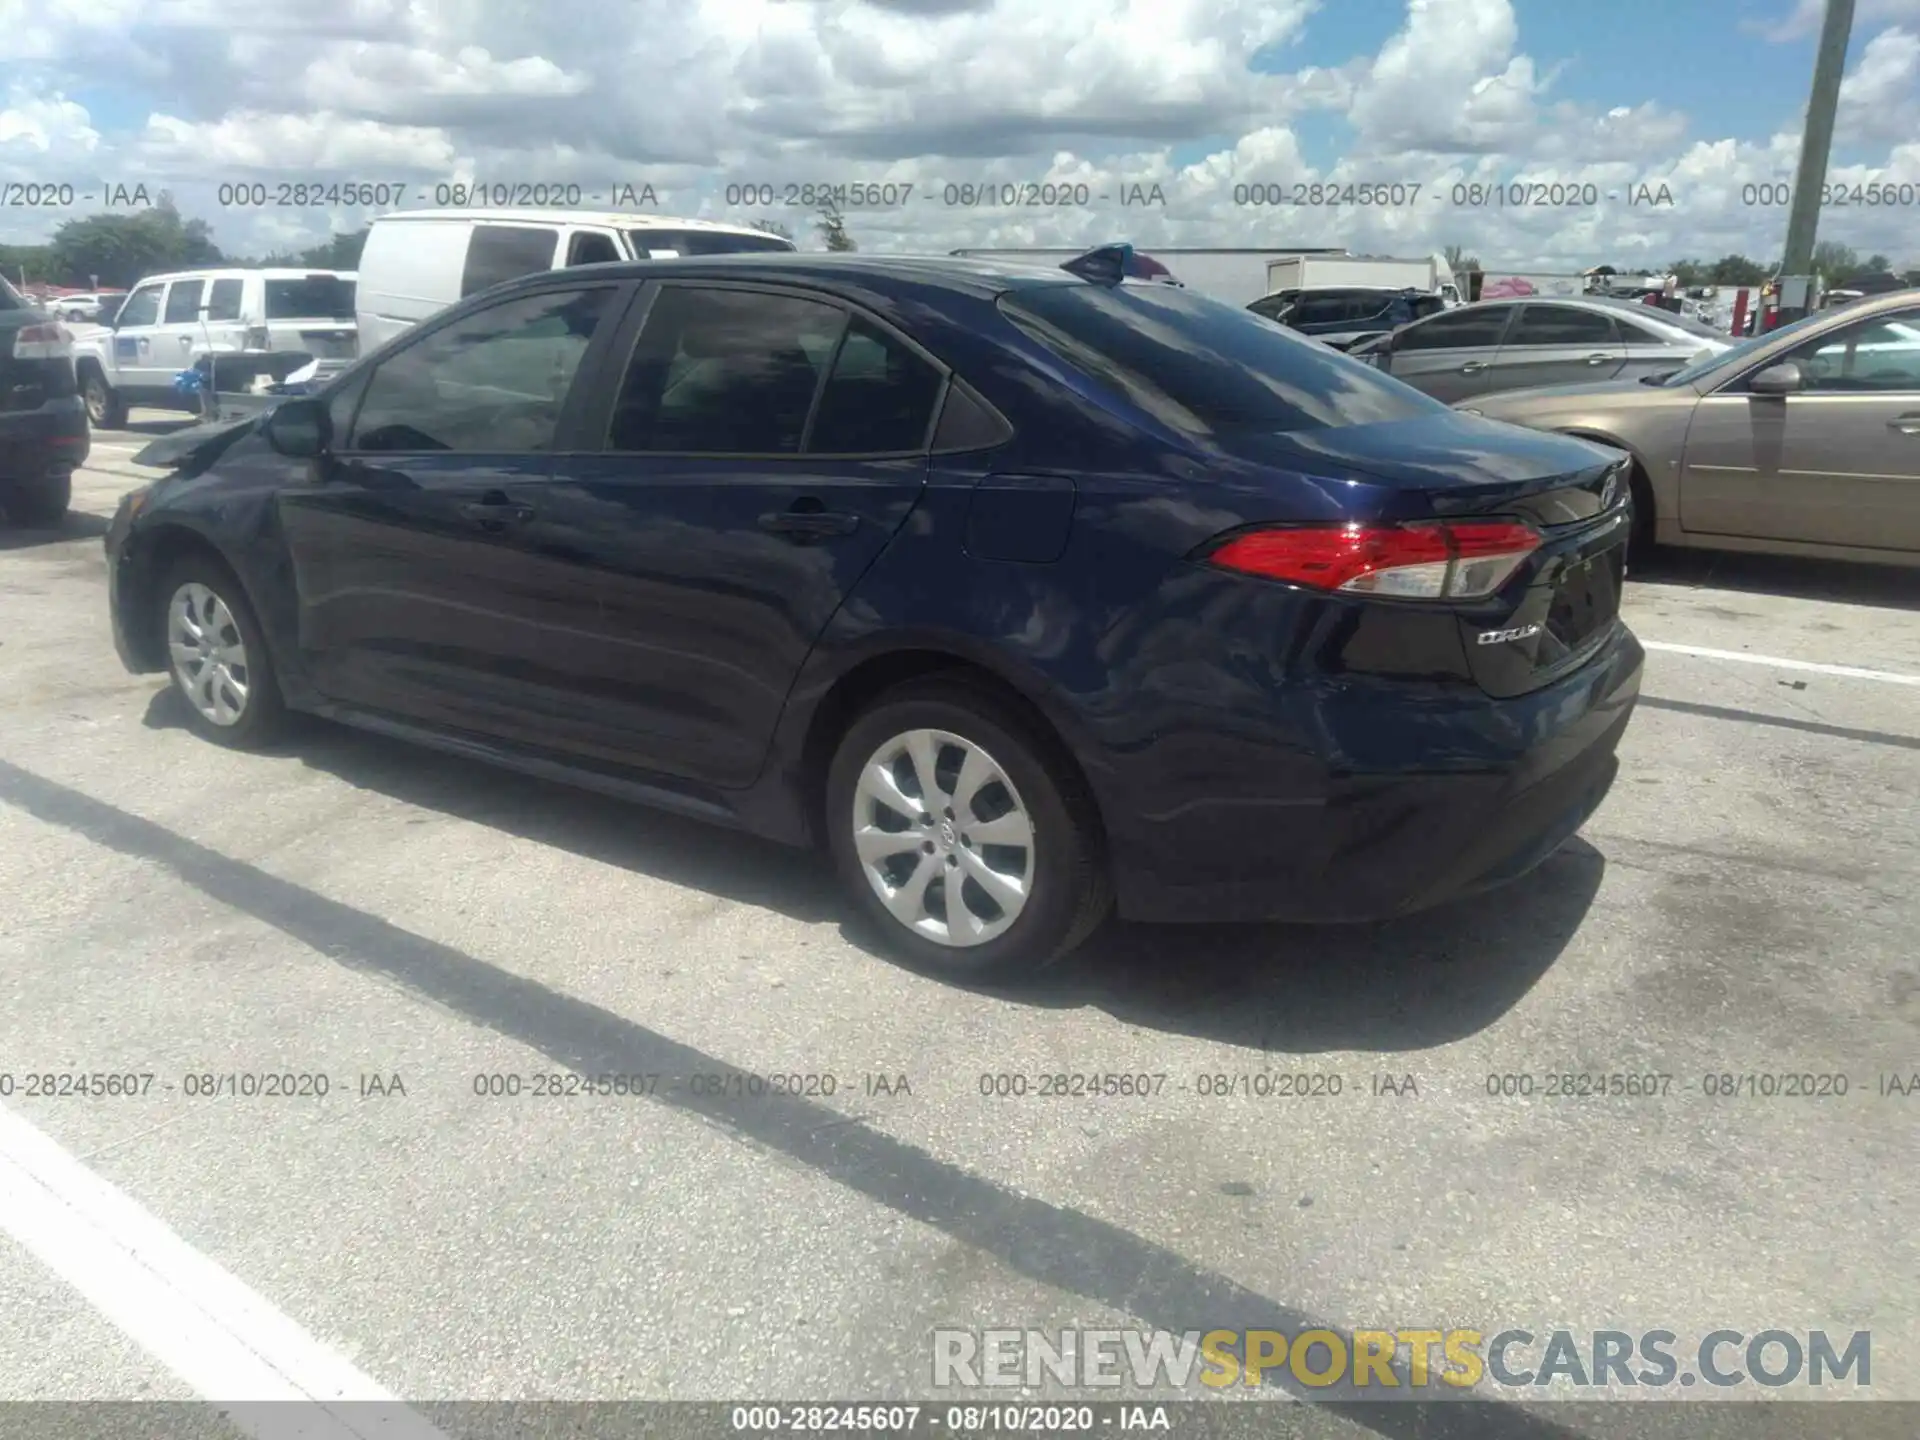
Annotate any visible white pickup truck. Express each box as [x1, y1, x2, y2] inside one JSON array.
[[74, 267, 357, 427]]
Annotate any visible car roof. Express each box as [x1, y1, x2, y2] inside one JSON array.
[[134, 268, 355, 284], [375, 208, 780, 238], [477, 251, 1099, 302]]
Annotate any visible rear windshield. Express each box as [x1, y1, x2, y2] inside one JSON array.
[[1000, 282, 1445, 433], [264, 276, 356, 320], [627, 229, 796, 257]]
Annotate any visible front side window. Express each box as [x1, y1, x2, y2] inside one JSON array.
[[624, 228, 796, 258], [346, 287, 614, 453], [1783, 311, 1920, 392], [163, 280, 205, 324], [1394, 305, 1514, 352], [115, 284, 163, 329], [607, 286, 845, 454], [1000, 281, 1444, 434], [566, 231, 622, 266]]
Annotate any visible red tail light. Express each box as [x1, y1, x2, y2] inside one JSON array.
[[1207, 521, 1542, 601]]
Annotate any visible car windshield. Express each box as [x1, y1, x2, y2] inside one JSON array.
[[1654, 310, 1831, 387], [626, 229, 796, 256], [1000, 281, 1445, 434], [264, 276, 356, 320]]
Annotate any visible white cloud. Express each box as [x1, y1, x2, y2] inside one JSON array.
[[2, 0, 1919, 272], [1747, 0, 1920, 43]]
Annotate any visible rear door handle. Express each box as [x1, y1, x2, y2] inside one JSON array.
[[759, 508, 859, 537], [1889, 414, 1920, 435], [1459, 361, 1487, 373], [1586, 353, 1613, 365], [458, 498, 536, 528]]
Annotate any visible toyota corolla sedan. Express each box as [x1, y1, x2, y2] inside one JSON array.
[[105, 247, 1642, 981]]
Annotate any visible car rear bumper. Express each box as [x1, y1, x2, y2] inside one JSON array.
[[1106, 625, 1643, 924], [0, 396, 89, 482]]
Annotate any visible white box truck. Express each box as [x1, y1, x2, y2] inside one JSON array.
[[1264, 254, 1447, 298]]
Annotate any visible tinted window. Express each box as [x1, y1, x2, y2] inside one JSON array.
[[566, 231, 622, 266], [932, 381, 1013, 452], [1292, 295, 1352, 326], [625, 228, 796, 257], [1788, 311, 1920, 392], [206, 278, 244, 322], [265, 276, 355, 320], [1408, 294, 1447, 320], [1509, 305, 1618, 346], [115, 285, 163, 328], [1000, 282, 1444, 434], [347, 287, 613, 453], [809, 317, 945, 453], [461, 226, 558, 297], [1394, 306, 1513, 351], [608, 286, 843, 454], [163, 280, 205, 324]]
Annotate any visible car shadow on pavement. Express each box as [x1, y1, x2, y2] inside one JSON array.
[[143, 687, 1604, 1051], [1631, 546, 1920, 611], [0, 508, 110, 549]]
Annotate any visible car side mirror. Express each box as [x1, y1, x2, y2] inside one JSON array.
[[1749, 361, 1804, 396], [263, 397, 331, 458]]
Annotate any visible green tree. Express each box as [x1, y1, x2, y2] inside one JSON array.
[[0, 243, 55, 288], [45, 194, 223, 288], [1706, 254, 1767, 285], [814, 202, 855, 252], [1669, 258, 1709, 287], [1809, 240, 1858, 281], [1863, 252, 1891, 272], [749, 219, 795, 242]]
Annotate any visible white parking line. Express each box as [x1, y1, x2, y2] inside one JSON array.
[[0, 1102, 448, 1438], [1641, 640, 1920, 687]]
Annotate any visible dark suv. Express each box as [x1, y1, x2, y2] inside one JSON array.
[[1250, 286, 1446, 351], [0, 277, 89, 524]]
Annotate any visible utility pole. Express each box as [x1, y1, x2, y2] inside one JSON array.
[[1776, 0, 1855, 320]]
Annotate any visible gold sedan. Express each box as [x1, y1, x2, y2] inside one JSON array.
[[1458, 288, 1920, 566]]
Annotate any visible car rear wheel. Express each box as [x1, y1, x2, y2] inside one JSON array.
[[83, 372, 126, 429], [159, 559, 285, 748], [5, 471, 71, 527], [825, 677, 1112, 983]]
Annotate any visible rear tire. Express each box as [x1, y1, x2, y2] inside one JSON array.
[[83, 371, 126, 429], [157, 554, 287, 749], [825, 676, 1112, 984], [6, 472, 71, 527]]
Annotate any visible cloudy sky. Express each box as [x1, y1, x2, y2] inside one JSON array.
[[3, 0, 1920, 269]]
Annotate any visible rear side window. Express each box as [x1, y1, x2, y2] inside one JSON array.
[[1001, 282, 1444, 433], [461, 226, 559, 297], [163, 280, 204, 323], [206, 278, 244, 321], [809, 317, 945, 454], [265, 276, 355, 320], [1509, 305, 1618, 346], [625, 228, 796, 257], [1394, 306, 1513, 351], [607, 286, 843, 454]]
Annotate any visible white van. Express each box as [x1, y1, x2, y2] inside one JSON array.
[[353, 208, 799, 352]]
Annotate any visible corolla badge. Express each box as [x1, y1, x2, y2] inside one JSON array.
[[1477, 623, 1543, 645]]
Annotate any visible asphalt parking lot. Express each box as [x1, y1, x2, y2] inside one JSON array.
[[1, 415, 1917, 1434]]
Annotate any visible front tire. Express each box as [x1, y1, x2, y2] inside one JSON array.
[[83, 371, 126, 429], [825, 677, 1112, 983], [158, 556, 286, 748]]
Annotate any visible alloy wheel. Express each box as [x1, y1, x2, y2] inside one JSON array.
[[167, 582, 251, 726], [850, 727, 1036, 947]]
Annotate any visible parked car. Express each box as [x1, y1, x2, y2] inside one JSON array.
[[47, 291, 125, 324], [354, 208, 798, 352], [1347, 296, 1733, 403], [105, 249, 1642, 980], [1247, 286, 1446, 351], [0, 276, 89, 524], [1457, 289, 1920, 565], [74, 269, 359, 428]]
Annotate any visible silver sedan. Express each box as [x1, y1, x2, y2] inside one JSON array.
[[1348, 295, 1733, 402]]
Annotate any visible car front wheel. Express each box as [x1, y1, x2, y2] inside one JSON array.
[[83, 373, 126, 429], [825, 677, 1112, 983], [159, 558, 285, 747]]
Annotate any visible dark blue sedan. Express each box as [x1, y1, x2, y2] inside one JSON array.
[[104, 246, 1642, 982]]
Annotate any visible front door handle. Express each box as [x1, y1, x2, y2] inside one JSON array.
[[759, 507, 859, 538], [1459, 361, 1487, 374], [1889, 414, 1920, 435], [1586, 353, 1612, 365], [458, 497, 536, 529]]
